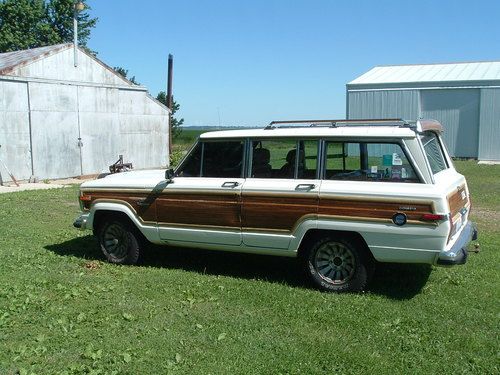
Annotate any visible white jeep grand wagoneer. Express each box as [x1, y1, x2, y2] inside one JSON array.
[[74, 119, 477, 292]]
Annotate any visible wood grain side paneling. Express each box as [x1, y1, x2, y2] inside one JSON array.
[[156, 192, 240, 228], [242, 194, 318, 230], [319, 198, 433, 222], [88, 192, 156, 222], [448, 184, 469, 218]]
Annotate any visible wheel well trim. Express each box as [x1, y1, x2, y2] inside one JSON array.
[[292, 219, 375, 259], [89, 200, 148, 232]]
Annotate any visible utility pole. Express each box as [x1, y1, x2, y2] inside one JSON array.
[[73, 1, 85, 67], [167, 54, 174, 156]]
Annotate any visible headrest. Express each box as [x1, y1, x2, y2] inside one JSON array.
[[286, 149, 296, 164], [253, 148, 270, 164]]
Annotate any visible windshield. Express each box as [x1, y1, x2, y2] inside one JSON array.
[[420, 132, 449, 174]]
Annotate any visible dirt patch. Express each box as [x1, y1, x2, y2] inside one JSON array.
[[84, 260, 101, 270], [0, 176, 95, 194], [470, 207, 500, 231]]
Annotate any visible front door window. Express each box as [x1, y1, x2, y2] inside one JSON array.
[[177, 140, 244, 178]]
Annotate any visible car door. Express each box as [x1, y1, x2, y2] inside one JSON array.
[[157, 139, 245, 246], [241, 139, 320, 249]]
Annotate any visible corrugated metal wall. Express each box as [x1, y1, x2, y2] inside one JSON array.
[[479, 88, 500, 161], [0, 80, 32, 181], [0, 48, 169, 182], [420, 89, 479, 158], [348, 90, 419, 119], [29, 82, 82, 179], [347, 90, 420, 157], [347, 86, 500, 160], [28, 84, 169, 179]]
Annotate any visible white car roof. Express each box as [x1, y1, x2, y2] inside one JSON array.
[[199, 126, 417, 140]]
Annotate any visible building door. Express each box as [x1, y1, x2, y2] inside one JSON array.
[[29, 83, 81, 179]]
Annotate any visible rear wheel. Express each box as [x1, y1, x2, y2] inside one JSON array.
[[98, 219, 141, 265], [303, 236, 370, 292]]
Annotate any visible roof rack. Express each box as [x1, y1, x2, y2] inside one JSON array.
[[264, 118, 415, 130]]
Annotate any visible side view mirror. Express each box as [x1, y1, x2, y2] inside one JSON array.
[[165, 168, 175, 181]]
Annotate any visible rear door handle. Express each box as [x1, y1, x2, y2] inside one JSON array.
[[222, 181, 239, 188], [295, 183, 316, 191]]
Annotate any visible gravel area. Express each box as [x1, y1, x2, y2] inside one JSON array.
[[0, 177, 94, 194]]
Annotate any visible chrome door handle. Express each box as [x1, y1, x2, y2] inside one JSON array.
[[295, 183, 316, 191], [222, 181, 239, 188]]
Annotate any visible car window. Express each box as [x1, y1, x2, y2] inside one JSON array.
[[251, 139, 318, 179], [420, 132, 449, 174], [176, 140, 244, 178], [176, 143, 201, 177], [324, 141, 420, 183]]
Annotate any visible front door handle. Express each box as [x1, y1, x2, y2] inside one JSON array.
[[295, 183, 316, 191], [222, 181, 239, 188]]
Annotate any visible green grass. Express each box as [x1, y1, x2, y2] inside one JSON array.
[[0, 161, 498, 374]]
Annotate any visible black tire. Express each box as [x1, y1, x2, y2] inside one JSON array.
[[302, 236, 370, 292], [98, 219, 141, 265]]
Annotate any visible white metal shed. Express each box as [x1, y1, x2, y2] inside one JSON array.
[[347, 61, 500, 161], [0, 44, 170, 182]]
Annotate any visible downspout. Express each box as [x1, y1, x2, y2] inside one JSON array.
[[26, 82, 35, 179], [73, 4, 78, 67]]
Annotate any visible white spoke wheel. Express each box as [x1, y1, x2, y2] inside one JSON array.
[[98, 220, 141, 265], [304, 237, 369, 292]]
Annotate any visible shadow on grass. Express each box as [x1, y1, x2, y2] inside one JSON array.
[[367, 263, 431, 300], [45, 235, 430, 300]]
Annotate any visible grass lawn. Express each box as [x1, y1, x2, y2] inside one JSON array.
[[0, 161, 498, 374]]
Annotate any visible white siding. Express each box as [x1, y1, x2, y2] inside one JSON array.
[[13, 48, 130, 86], [0, 45, 170, 181], [30, 110, 81, 179], [0, 80, 31, 181]]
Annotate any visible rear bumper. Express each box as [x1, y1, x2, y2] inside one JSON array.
[[73, 213, 90, 231], [437, 221, 478, 266]]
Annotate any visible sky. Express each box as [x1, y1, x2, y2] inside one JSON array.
[[86, 0, 500, 127]]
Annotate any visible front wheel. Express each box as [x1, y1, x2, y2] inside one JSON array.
[[303, 237, 370, 292], [98, 219, 141, 265]]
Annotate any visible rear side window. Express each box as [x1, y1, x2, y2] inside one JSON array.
[[324, 142, 419, 183], [420, 132, 448, 174], [250, 139, 318, 179]]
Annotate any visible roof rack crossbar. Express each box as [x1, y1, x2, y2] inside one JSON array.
[[264, 118, 414, 130]]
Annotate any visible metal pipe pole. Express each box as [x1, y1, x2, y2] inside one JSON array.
[[73, 3, 78, 67], [167, 54, 173, 156], [167, 54, 173, 109]]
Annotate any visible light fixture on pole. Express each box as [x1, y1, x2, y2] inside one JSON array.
[[73, 1, 85, 67]]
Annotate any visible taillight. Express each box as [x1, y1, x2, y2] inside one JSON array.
[[421, 213, 446, 221]]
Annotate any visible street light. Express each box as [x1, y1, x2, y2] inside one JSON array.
[[73, 1, 85, 67]]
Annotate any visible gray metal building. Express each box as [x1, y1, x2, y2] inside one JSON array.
[[347, 62, 500, 161], [0, 44, 170, 182]]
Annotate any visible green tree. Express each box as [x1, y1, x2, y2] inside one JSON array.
[[113, 66, 140, 85], [156, 91, 184, 139], [0, 0, 97, 53]]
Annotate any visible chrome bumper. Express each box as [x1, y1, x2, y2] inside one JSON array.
[[73, 213, 90, 231], [437, 221, 478, 266]]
